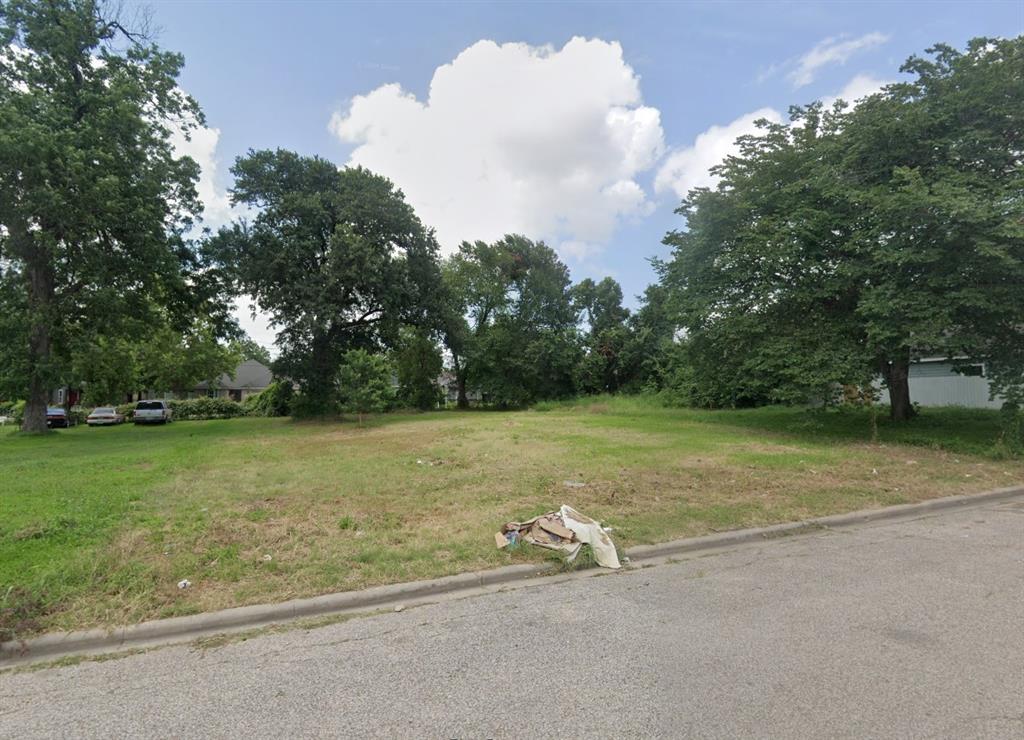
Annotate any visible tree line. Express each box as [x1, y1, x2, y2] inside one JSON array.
[[1, 0, 1021, 433]]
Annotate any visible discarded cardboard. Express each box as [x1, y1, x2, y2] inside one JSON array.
[[538, 518, 575, 540], [494, 506, 620, 568]]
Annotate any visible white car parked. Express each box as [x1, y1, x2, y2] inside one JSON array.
[[87, 407, 125, 426], [133, 400, 173, 425]]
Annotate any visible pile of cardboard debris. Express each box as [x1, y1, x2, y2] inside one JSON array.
[[495, 505, 621, 569]]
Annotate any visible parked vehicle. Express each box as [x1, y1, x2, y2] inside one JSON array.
[[46, 407, 74, 428], [134, 400, 173, 425], [87, 407, 125, 426]]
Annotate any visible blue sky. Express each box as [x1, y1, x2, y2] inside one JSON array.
[[142, 1, 1022, 347]]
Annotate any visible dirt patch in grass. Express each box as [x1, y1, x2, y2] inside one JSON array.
[[0, 588, 46, 643]]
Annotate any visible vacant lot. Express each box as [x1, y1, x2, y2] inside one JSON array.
[[2, 398, 1021, 637]]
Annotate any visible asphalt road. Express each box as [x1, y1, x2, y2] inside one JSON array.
[[2, 497, 1023, 739]]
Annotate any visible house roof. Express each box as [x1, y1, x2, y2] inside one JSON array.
[[194, 360, 273, 391]]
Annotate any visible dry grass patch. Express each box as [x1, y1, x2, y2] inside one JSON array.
[[3, 402, 1021, 635]]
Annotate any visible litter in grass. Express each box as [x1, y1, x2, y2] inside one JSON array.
[[495, 505, 620, 569], [262, 554, 273, 562], [563, 480, 586, 488], [177, 579, 191, 590]]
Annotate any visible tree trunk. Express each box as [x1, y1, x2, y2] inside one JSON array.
[[22, 254, 54, 434], [452, 355, 468, 409], [305, 330, 336, 413], [883, 356, 915, 422], [23, 349, 50, 433]]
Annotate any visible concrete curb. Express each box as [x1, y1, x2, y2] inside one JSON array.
[[3, 484, 1021, 668], [626, 484, 1024, 562]]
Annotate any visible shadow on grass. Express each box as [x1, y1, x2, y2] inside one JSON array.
[[691, 405, 1006, 457], [531, 395, 1012, 459]]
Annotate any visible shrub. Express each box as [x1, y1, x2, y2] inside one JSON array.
[[243, 381, 293, 417], [168, 397, 246, 420], [291, 393, 335, 419], [337, 349, 395, 424], [0, 400, 25, 424], [68, 407, 89, 425], [995, 401, 1023, 457], [116, 397, 248, 421]]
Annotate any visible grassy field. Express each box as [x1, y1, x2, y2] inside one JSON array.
[[2, 397, 1021, 638]]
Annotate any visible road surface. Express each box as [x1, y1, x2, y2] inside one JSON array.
[[2, 497, 1022, 738]]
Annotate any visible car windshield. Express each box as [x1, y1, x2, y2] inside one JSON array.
[[136, 401, 164, 410], [46, 407, 65, 414], [93, 407, 114, 414]]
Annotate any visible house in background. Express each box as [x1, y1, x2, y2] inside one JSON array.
[[437, 371, 483, 407], [48, 360, 275, 405], [877, 357, 1003, 409], [49, 386, 82, 407], [189, 359, 274, 402]]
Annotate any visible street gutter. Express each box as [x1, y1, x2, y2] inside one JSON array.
[[3, 484, 1022, 669]]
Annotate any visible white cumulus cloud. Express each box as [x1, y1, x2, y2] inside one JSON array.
[[169, 123, 235, 230], [654, 71, 892, 202], [820, 73, 892, 108], [789, 32, 889, 88], [168, 115, 275, 353], [654, 107, 783, 200], [329, 37, 665, 257]]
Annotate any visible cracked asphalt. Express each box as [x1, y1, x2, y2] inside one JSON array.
[[2, 497, 1023, 738]]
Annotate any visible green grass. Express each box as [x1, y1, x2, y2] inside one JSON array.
[[1, 398, 1020, 639]]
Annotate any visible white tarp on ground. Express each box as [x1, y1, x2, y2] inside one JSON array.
[[495, 505, 621, 569], [560, 505, 621, 569]]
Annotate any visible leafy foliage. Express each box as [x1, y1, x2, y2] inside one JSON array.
[[0, 0, 231, 431], [167, 397, 247, 420], [572, 277, 631, 394], [230, 336, 272, 365], [393, 328, 443, 410], [243, 381, 294, 418], [337, 349, 395, 422], [442, 235, 580, 407], [659, 38, 1024, 420], [206, 151, 442, 412]]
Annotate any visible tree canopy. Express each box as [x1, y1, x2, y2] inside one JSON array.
[[0, 0, 226, 431], [441, 235, 580, 407], [660, 37, 1024, 419], [1, 14, 1017, 435], [206, 150, 442, 415], [337, 348, 394, 424]]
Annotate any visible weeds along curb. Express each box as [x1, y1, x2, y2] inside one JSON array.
[[627, 484, 1024, 562], [3, 484, 1022, 668]]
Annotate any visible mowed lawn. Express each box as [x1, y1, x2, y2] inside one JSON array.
[[2, 397, 1021, 638]]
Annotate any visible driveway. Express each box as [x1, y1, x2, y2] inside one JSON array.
[[2, 496, 1022, 738]]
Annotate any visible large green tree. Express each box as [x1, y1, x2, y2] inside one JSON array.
[[68, 316, 239, 404], [207, 150, 442, 414], [337, 348, 394, 425], [572, 277, 631, 394], [393, 327, 443, 410], [619, 282, 679, 393], [661, 38, 1024, 420], [229, 335, 272, 366], [442, 235, 579, 407], [0, 0, 215, 431]]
